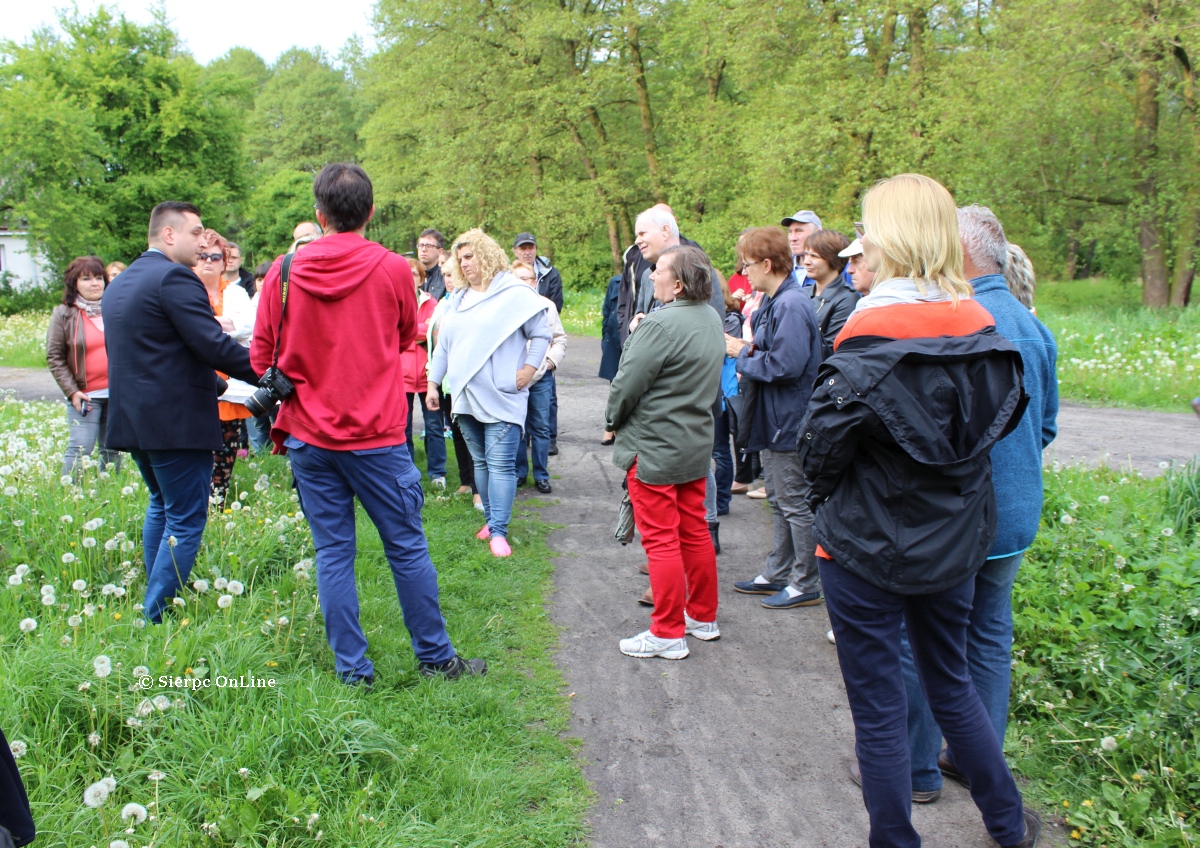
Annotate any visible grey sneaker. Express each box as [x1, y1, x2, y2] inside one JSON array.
[[619, 630, 689, 659], [684, 614, 720, 641], [431, 476, 446, 490]]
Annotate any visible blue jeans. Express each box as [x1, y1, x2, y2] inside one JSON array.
[[286, 439, 455, 681], [248, 409, 276, 453], [515, 375, 553, 483], [902, 552, 1024, 792], [456, 415, 521, 538], [405, 392, 447, 480], [712, 408, 733, 515], [821, 559, 1026, 848], [548, 371, 558, 440], [129, 449, 213, 623]]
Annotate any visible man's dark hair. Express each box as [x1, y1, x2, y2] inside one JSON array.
[[61, 256, 109, 305], [313, 163, 374, 233], [419, 228, 445, 249], [659, 245, 713, 303], [148, 201, 201, 241]]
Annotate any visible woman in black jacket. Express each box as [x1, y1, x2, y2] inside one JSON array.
[[799, 174, 1039, 848]]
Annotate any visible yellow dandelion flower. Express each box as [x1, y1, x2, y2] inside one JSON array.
[[266, 661, 278, 667], [1082, 799, 1093, 807], [1063, 800, 1070, 807], [1070, 829, 1081, 839], [112, 612, 122, 620]]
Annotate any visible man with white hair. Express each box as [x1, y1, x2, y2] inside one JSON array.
[[615, 203, 704, 346], [895, 204, 1059, 801]]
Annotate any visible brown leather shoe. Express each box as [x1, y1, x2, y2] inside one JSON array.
[[636, 561, 650, 575], [637, 586, 654, 607]]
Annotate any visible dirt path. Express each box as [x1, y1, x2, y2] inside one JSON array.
[[5, 350, 1197, 847], [536, 337, 1197, 848]]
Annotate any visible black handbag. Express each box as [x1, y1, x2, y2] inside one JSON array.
[[734, 379, 759, 452]]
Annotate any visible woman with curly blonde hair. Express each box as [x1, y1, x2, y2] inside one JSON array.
[[427, 229, 553, 557]]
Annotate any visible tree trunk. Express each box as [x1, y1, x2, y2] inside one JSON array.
[[1065, 232, 1080, 280], [907, 4, 927, 87], [875, 5, 897, 78], [618, 206, 634, 250], [529, 153, 544, 201], [1134, 61, 1169, 307], [567, 121, 622, 271], [625, 20, 666, 203], [1170, 192, 1198, 306]]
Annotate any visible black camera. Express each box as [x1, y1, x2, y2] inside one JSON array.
[[244, 366, 295, 417]]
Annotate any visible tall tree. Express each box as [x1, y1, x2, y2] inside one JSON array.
[[0, 8, 245, 273]]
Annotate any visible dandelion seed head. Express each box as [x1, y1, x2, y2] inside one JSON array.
[[120, 802, 148, 825], [18, 618, 36, 633], [217, 594, 233, 609], [14, 563, 28, 577], [83, 780, 110, 807], [68, 615, 82, 627], [88, 732, 101, 747], [1101, 736, 1118, 751], [72, 579, 86, 591], [9, 740, 27, 758], [214, 577, 228, 591], [227, 580, 244, 596]]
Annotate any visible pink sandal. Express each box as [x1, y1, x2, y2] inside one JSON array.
[[489, 536, 512, 557], [476, 524, 491, 541]]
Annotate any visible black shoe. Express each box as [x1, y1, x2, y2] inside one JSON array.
[[535, 479, 552, 494], [849, 759, 940, 803], [342, 674, 374, 689], [516, 477, 530, 487], [1001, 808, 1042, 848], [418, 655, 487, 679], [708, 521, 720, 554], [938, 751, 970, 788], [548, 441, 559, 456]]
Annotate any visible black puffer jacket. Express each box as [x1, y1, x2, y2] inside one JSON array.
[[800, 329, 1028, 594]]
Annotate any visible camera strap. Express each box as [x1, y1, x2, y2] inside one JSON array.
[[270, 253, 294, 370]]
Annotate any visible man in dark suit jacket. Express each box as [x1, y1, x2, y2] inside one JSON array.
[[103, 201, 259, 623]]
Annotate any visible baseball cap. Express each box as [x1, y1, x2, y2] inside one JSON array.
[[513, 232, 537, 248], [781, 210, 823, 228], [838, 238, 864, 258]]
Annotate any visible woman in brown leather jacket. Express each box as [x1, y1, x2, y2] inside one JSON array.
[[46, 256, 122, 479]]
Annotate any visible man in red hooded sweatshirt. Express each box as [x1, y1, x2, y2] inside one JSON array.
[[251, 163, 485, 686]]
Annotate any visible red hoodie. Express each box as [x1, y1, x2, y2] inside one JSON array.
[[250, 233, 416, 452]]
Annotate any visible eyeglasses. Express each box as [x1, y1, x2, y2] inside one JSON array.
[[742, 259, 763, 270], [854, 222, 865, 239], [198, 253, 225, 263], [417, 243, 439, 250]]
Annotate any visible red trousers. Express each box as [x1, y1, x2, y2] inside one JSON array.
[[626, 463, 718, 639]]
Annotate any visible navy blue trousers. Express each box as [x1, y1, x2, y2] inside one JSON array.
[[820, 560, 1026, 848]]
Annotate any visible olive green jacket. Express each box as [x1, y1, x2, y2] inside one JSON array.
[[604, 300, 725, 485]]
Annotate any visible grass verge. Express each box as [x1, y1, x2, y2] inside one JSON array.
[[0, 398, 590, 846], [1011, 461, 1199, 845]]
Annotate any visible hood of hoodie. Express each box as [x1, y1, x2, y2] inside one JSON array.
[[286, 233, 392, 301], [827, 330, 1027, 469], [455, 270, 529, 309]]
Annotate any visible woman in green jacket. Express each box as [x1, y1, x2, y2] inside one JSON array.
[[605, 245, 725, 660]]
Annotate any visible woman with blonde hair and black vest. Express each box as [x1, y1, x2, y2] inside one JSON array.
[[800, 174, 1040, 848]]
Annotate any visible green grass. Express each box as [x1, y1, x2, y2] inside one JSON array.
[[559, 296, 602, 339], [1036, 280, 1200, 413], [0, 310, 51, 368], [0, 398, 589, 846], [1010, 461, 1199, 846]]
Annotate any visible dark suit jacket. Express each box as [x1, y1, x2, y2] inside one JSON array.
[[103, 250, 258, 452]]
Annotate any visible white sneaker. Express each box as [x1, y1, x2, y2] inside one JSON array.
[[432, 477, 446, 490], [826, 630, 836, 645], [619, 630, 689, 659], [684, 613, 720, 641]]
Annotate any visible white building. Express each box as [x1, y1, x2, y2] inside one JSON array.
[[0, 228, 47, 288]]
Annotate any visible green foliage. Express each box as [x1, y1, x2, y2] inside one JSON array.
[[246, 48, 359, 176], [1011, 464, 1199, 845], [0, 274, 57, 318], [0, 8, 246, 275], [0, 398, 589, 845], [238, 171, 318, 267], [1162, 459, 1200, 537]]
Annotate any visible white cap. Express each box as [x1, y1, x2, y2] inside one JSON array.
[[838, 238, 864, 258]]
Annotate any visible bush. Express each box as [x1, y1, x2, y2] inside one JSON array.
[[0, 273, 58, 317]]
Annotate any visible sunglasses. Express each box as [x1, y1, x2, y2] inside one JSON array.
[[854, 222, 866, 239], [198, 252, 225, 263]]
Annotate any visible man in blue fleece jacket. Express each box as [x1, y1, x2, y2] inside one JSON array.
[[899, 205, 1059, 800]]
